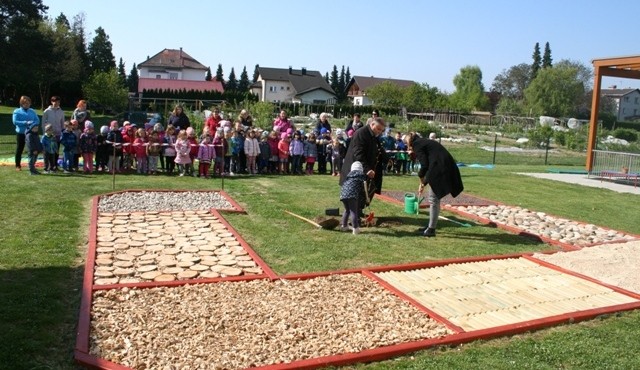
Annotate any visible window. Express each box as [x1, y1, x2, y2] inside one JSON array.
[[155, 75, 162, 79], [286, 86, 290, 91], [269, 86, 275, 92], [624, 96, 629, 102], [169, 73, 178, 80], [280, 86, 284, 90], [635, 97, 639, 104]]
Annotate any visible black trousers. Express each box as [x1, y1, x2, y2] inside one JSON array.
[[15, 133, 25, 168]]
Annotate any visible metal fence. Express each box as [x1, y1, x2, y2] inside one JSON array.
[[589, 149, 640, 176]]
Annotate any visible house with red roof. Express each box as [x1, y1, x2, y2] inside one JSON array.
[[345, 76, 415, 106], [137, 48, 223, 94]]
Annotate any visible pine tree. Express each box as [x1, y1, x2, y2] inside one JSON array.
[[531, 42, 541, 79], [215, 63, 224, 87], [338, 65, 346, 101], [542, 42, 553, 68], [252, 64, 260, 83], [226, 67, 238, 91], [205, 67, 212, 81], [325, 72, 329, 83], [238, 66, 250, 92], [71, 13, 90, 80], [345, 67, 351, 88], [126, 63, 138, 93], [117, 58, 126, 87], [88, 26, 116, 75], [329, 65, 339, 95]]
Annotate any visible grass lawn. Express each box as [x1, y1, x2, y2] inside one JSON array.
[[0, 163, 639, 369]]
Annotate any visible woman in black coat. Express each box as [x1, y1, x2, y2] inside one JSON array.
[[407, 133, 463, 237]]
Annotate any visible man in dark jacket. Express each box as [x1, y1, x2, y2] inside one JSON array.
[[410, 134, 463, 237], [340, 117, 386, 213]]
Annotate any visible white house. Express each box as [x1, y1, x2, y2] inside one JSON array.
[[600, 87, 640, 121], [251, 67, 336, 104], [345, 76, 415, 106], [137, 48, 223, 93]]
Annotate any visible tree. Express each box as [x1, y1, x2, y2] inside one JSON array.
[[71, 12, 90, 80], [329, 65, 339, 95], [0, 0, 48, 98], [83, 69, 128, 113], [238, 66, 250, 92], [345, 67, 351, 89], [34, 15, 83, 107], [215, 64, 224, 87], [252, 64, 259, 83], [205, 67, 212, 81], [338, 65, 346, 101], [542, 42, 553, 69], [491, 63, 532, 100], [524, 64, 585, 117], [325, 72, 329, 83], [126, 63, 138, 93], [226, 67, 238, 91], [402, 83, 449, 111], [531, 42, 541, 79], [366, 81, 404, 107], [449, 65, 489, 112], [495, 97, 526, 116], [87, 26, 115, 75], [117, 58, 126, 87]]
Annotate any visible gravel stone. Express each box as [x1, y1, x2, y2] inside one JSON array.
[[98, 191, 233, 213]]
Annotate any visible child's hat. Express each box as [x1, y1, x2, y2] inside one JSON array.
[[100, 126, 109, 135], [186, 127, 194, 135], [281, 132, 288, 140], [351, 161, 363, 172], [320, 127, 328, 134], [84, 121, 94, 130], [154, 123, 164, 132], [336, 128, 343, 136]]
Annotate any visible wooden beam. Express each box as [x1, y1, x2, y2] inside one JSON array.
[[593, 56, 640, 68], [586, 67, 602, 172], [599, 68, 640, 80]]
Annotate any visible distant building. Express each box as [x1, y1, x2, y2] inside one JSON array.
[[251, 67, 336, 104], [600, 87, 640, 121], [345, 76, 415, 106], [137, 48, 223, 94]]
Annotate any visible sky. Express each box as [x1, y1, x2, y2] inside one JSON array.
[[45, 0, 640, 93]]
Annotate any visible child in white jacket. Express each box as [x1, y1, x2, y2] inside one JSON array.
[[244, 130, 260, 174]]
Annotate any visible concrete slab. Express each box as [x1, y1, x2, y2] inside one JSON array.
[[517, 173, 640, 195]]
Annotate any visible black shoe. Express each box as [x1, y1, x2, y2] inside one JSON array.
[[423, 228, 436, 237]]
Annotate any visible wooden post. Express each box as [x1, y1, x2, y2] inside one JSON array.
[[586, 65, 602, 172]]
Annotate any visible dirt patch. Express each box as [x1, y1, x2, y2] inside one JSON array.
[[533, 241, 640, 293], [381, 191, 499, 207]]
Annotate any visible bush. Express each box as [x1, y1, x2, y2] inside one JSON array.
[[554, 131, 566, 147], [406, 119, 441, 138], [526, 126, 554, 148], [612, 128, 638, 142]]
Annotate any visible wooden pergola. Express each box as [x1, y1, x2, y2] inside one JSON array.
[[586, 55, 640, 171]]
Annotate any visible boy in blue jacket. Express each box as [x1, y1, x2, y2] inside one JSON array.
[[41, 124, 59, 173], [59, 121, 77, 173], [25, 122, 43, 175]]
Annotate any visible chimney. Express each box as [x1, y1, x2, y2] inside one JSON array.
[[301, 67, 306, 75], [180, 47, 184, 66], [289, 66, 292, 74]]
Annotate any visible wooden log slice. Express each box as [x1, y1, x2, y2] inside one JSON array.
[[162, 267, 184, 274], [235, 256, 253, 261], [147, 232, 163, 238], [197, 228, 212, 234], [198, 244, 216, 251], [113, 268, 135, 277], [97, 236, 116, 242], [218, 232, 234, 238], [200, 259, 219, 266], [199, 271, 220, 279], [112, 219, 128, 225], [217, 254, 235, 261], [220, 267, 243, 276], [95, 258, 113, 266], [115, 253, 136, 261], [211, 224, 227, 230], [95, 277, 120, 285], [161, 240, 176, 246], [95, 266, 114, 272], [140, 271, 162, 280], [127, 240, 145, 248], [132, 222, 149, 229], [137, 259, 155, 266], [97, 223, 113, 229], [147, 225, 164, 230], [113, 260, 134, 268], [154, 274, 176, 282], [214, 248, 231, 256], [198, 251, 214, 256], [162, 247, 180, 255], [242, 267, 263, 274], [177, 270, 199, 280], [210, 265, 226, 273], [182, 246, 200, 253], [118, 278, 140, 284], [191, 240, 208, 246], [158, 259, 177, 268], [222, 237, 237, 243], [225, 241, 241, 247], [139, 253, 158, 261], [126, 248, 146, 257], [177, 261, 194, 268], [112, 226, 129, 233], [148, 221, 165, 226], [189, 264, 210, 271], [237, 260, 256, 268], [130, 234, 148, 242], [137, 265, 157, 273], [145, 244, 165, 253], [94, 270, 115, 278], [99, 212, 115, 217], [231, 249, 248, 256], [218, 259, 237, 266]]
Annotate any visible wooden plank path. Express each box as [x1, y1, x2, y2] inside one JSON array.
[[375, 257, 638, 331]]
